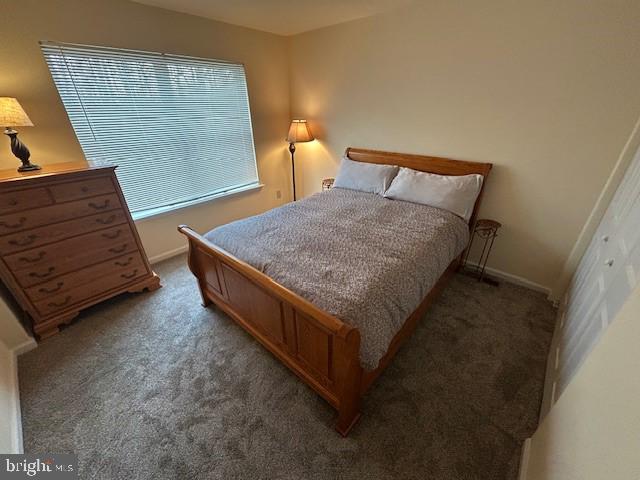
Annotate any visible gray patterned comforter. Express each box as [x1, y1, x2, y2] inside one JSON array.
[[205, 188, 469, 370]]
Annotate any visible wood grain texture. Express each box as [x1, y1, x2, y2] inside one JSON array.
[[49, 175, 115, 203], [0, 160, 113, 183], [179, 147, 492, 435], [0, 187, 52, 215], [32, 254, 147, 315], [0, 161, 161, 338], [6, 226, 137, 286], [26, 253, 145, 303], [0, 193, 122, 239]]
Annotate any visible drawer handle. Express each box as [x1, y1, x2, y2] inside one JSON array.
[[29, 266, 55, 278], [115, 257, 134, 267], [88, 199, 110, 210], [121, 269, 139, 279], [81, 186, 89, 193], [8, 199, 18, 206], [48, 296, 72, 308], [102, 230, 122, 240], [19, 251, 46, 263], [109, 244, 127, 254], [39, 282, 64, 294], [602, 235, 609, 243], [9, 234, 37, 247], [0, 217, 26, 229], [96, 214, 116, 225], [605, 258, 614, 267]]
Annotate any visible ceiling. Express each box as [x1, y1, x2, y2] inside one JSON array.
[[131, 0, 415, 36]]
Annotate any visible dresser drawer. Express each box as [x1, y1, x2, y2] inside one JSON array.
[[33, 253, 147, 318], [26, 252, 146, 303], [0, 193, 121, 236], [50, 176, 116, 203], [0, 209, 128, 256], [7, 226, 138, 288], [0, 187, 53, 215]]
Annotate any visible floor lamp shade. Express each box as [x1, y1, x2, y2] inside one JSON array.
[[287, 119, 314, 143], [287, 120, 314, 201]]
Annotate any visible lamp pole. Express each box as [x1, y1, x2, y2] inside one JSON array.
[[289, 142, 297, 201], [286, 119, 313, 202]]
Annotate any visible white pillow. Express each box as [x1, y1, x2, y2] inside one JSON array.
[[333, 156, 399, 195], [384, 167, 483, 222]]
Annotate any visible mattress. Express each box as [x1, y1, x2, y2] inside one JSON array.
[[204, 187, 469, 370]]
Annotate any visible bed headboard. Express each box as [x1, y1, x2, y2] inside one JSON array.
[[344, 147, 493, 229]]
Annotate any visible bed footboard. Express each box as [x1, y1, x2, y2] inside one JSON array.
[[178, 225, 363, 435]]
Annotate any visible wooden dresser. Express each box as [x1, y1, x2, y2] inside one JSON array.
[[0, 161, 160, 339]]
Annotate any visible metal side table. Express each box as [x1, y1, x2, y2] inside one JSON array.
[[462, 219, 502, 286]]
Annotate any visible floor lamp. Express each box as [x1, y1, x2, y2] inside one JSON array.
[[286, 119, 314, 201]]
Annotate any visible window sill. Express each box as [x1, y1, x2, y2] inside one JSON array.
[[132, 183, 264, 222]]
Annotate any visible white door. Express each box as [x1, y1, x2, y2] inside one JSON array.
[[550, 142, 640, 403]]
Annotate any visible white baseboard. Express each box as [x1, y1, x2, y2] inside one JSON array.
[[148, 244, 188, 265], [12, 338, 37, 357], [464, 261, 552, 297], [518, 438, 532, 480]]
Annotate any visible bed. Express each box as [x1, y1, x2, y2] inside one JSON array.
[[178, 147, 492, 435]]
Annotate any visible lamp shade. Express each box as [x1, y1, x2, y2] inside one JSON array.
[[287, 119, 314, 143], [0, 97, 34, 128]]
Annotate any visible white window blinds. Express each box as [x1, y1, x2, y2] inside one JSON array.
[[41, 42, 259, 217]]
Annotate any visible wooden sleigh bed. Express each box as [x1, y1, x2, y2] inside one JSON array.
[[178, 148, 492, 436]]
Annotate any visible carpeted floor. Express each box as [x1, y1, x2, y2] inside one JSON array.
[[19, 254, 556, 480]]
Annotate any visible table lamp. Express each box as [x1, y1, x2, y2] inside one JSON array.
[[0, 97, 40, 172], [286, 119, 314, 201]]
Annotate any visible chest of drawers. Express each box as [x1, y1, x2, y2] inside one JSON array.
[[0, 161, 160, 339]]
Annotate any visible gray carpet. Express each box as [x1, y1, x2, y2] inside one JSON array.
[[19, 255, 556, 480]]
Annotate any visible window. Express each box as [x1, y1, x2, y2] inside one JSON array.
[[41, 42, 260, 219]]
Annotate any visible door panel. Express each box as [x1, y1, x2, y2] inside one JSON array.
[[557, 303, 607, 398], [549, 142, 640, 408]]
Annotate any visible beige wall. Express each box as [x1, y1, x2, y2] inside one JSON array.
[[1, 0, 292, 260], [524, 282, 640, 480], [288, 0, 640, 293]]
